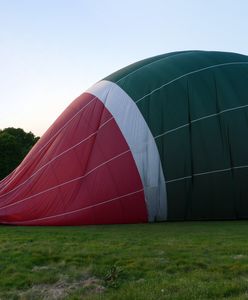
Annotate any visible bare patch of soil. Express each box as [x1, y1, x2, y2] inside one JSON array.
[[19, 276, 105, 299]]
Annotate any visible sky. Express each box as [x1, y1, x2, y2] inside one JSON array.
[[1, 0, 248, 137]]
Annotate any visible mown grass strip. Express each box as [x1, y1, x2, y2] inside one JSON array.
[[1, 221, 248, 299]]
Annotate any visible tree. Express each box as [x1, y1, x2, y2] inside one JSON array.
[[0, 128, 39, 180]]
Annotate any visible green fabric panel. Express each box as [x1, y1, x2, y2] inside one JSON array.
[[105, 51, 247, 102], [104, 51, 195, 84], [105, 51, 248, 220], [167, 173, 236, 220], [234, 169, 248, 219]]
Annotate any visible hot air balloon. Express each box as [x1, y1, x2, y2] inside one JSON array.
[[1, 50, 248, 225]]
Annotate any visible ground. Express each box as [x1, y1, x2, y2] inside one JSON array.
[[1, 221, 248, 299]]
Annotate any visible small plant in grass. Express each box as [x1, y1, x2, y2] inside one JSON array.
[[104, 265, 123, 288]]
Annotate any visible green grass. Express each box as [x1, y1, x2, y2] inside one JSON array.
[[1, 222, 248, 299]]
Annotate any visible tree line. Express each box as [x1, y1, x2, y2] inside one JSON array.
[[0, 128, 39, 180]]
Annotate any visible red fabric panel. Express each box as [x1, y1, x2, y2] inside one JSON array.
[[0, 93, 148, 225]]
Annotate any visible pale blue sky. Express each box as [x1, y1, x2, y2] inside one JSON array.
[[1, 0, 248, 136]]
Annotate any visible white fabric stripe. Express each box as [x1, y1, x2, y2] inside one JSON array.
[[86, 80, 167, 221], [154, 103, 248, 140], [0, 117, 113, 199], [192, 103, 248, 123], [2, 188, 144, 224], [0, 149, 130, 211], [155, 124, 190, 138], [166, 175, 193, 184], [135, 62, 248, 104], [166, 165, 248, 184]]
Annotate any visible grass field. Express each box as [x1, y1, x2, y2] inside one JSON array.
[[1, 221, 248, 299]]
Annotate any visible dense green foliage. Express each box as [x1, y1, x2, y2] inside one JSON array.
[[1, 222, 248, 299], [0, 127, 39, 180]]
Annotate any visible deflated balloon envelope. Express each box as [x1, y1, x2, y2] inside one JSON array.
[[1, 50, 248, 225]]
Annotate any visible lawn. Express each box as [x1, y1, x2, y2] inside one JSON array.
[[1, 221, 248, 299]]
